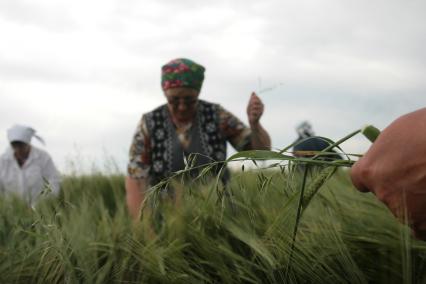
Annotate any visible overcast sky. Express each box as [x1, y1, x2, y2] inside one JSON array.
[[0, 0, 425, 173]]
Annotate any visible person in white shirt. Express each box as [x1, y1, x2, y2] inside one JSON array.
[[0, 125, 61, 205]]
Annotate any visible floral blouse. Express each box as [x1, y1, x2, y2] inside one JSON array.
[[128, 104, 252, 179]]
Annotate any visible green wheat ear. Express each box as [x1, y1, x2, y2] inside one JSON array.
[[361, 125, 381, 142]]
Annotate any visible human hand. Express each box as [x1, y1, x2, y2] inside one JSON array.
[[247, 92, 264, 126], [350, 108, 426, 240]]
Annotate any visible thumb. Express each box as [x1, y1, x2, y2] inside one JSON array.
[[350, 159, 371, 193]]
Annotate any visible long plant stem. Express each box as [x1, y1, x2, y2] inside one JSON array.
[[312, 129, 361, 160], [285, 165, 309, 282]]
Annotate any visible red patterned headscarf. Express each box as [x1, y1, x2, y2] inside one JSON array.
[[161, 58, 205, 92]]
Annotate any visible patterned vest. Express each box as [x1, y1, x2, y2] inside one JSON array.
[[145, 100, 227, 186]]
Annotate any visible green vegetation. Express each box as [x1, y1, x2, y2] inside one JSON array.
[[1, 169, 425, 283], [0, 127, 424, 283]]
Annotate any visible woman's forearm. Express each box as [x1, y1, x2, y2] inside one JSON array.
[[125, 176, 146, 219], [250, 122, 271, 150]]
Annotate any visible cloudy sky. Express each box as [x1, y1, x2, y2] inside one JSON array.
[[0, 0, 425, 173]]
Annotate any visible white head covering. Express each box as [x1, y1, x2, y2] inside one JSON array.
[[7, 125, 45, 145], [296, 121, 315, 139]]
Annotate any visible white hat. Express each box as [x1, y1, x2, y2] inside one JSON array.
[[296, 121, 315, 139], [7, 125, 45, 145]]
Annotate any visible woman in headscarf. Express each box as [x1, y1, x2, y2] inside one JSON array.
[[126, 58, 271, 218], [0, 125, 61, 206]]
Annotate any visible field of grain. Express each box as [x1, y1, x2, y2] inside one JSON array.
[[1, 167, 425, 283]]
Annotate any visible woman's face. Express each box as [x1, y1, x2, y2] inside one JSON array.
[[11, 141, 31, 163], [164, 87, 199, 123]]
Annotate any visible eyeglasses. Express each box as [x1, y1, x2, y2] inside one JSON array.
[[167, 96, 198, 108]]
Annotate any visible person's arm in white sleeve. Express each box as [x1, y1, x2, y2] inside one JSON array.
[[41, 154, 61, 195]]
